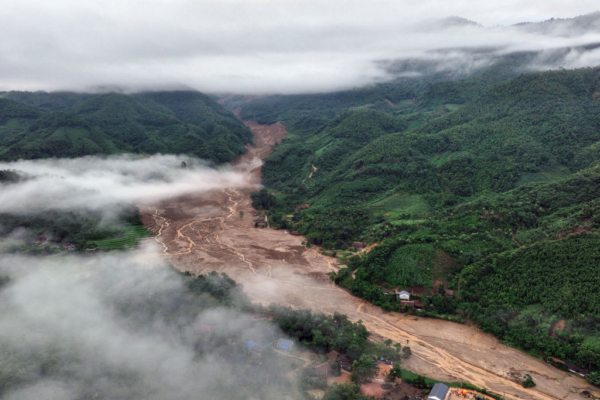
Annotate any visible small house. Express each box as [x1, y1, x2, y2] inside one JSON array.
[[400, 300, 414, 308], [395, 290, 410, 301], [277, 338, 294, 350], [314, 362, 333, 378], [427, 383, 449, 400], [295, 203, 310, 211], [340, 358, 352, 371], [413, 301, 424, 309], [444, 290, 454, 297], [289, 231, 301, 236], [326, 350, 340, 363], [351, 242, 366, 249]]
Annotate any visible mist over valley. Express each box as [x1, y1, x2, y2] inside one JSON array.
[[2, 2, 600, 400]]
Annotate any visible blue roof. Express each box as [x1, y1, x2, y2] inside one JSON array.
[[246, 340, 255, 349], [428, 383, 449, 400]]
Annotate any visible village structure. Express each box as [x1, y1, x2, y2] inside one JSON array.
[[277, 338, 294, 350], [428, 383, 449, 400]]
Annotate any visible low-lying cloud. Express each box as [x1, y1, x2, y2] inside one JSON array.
[[0, 245, 295, 400], [0, 154, 251, 217], [0, 0, 599, 94]]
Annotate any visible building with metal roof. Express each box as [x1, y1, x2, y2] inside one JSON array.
[[395, 290, 410, 300], [427, 383, 449, 400]]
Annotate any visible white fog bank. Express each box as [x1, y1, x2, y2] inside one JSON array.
[[0, 155, 252, 216]]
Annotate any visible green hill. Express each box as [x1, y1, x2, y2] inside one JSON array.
[[243, 66, 600, 377], [0, 90, 252, 162], [263, 108, 408, 203], [261, 67, 600, 214]]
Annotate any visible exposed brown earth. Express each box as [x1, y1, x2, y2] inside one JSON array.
[[139, 118, 598, 400], [551, 320, 566, 338], [556, 227, 592, 240]]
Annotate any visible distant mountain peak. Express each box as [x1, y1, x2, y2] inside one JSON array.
[[439, 16, 482, 28], [511, 11, 600, 38]]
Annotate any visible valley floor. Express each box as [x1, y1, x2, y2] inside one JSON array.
[[139, 118, 598, 400]]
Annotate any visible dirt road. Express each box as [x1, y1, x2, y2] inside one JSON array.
[[140, 118, 597, 400]]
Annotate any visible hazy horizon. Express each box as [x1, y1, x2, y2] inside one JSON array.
[[1, 1, 599, 94]]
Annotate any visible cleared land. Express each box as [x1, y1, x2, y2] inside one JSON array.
[[88, 225, 151, 250], [139, 117, 598, 400]]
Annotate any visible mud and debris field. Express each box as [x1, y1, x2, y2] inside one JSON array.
[[140, 117, 597, 400]]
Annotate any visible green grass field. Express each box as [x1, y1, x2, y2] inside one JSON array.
[[444, 103, 461, 111], [369, 193, 430, 218], [88, 225, 151, 250], [389, 219, 425, 226]]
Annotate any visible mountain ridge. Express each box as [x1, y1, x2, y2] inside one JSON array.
[[0, 90, 252, 162]]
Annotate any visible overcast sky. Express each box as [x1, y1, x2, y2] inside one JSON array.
[[0, 0, 599, 93]]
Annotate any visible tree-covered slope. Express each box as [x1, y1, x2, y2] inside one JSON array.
[[4, 91, 91, 111], [331, 165, 600, 374], [234, 79, 431, 130], [263, 108, 408, 205], [0, 90, 252, 162], [246, 66, 600, 378], [263, 67, 600, 216], [0, 108, 128, 160]]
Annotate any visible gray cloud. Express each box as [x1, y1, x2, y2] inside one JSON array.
[[0, 0, 599, 93], [0, 155, 252, 217], [0, 151, 297, 398], [0, 245, 295, 400]]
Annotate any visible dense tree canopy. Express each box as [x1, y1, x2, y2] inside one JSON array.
[[236, 65, 600, 379], [0, 90, 252, 163]]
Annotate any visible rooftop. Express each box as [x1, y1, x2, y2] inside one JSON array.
[[428, 382, 449, 399], [277, 338, 294, 346]]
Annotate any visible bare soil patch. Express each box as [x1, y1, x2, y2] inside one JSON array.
[[556, 227, 592, 240], [327, 371, 352, 386], [361, 382, 388, 398], [551, 320, 566, 338]]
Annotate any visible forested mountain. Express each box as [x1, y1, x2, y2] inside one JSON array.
[[0, 90, 252, 163], [515, 11, 600, 36], [256, 67, 600, 213], [236, 65, 600, 381]]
